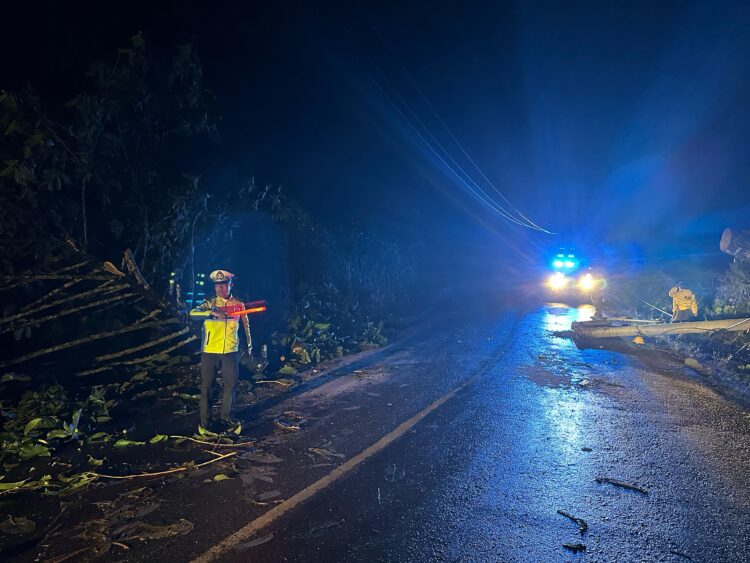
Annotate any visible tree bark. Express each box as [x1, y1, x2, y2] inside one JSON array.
[[0, 292, 137, 334], [572, 318, 750, 338], [0, 282, 129, 324], [123, 248, 150, 289], [0, 319, 180, 369], [79, 334, 198, 375], [720, 228, 750, 261], [94, 326, 189, 362]]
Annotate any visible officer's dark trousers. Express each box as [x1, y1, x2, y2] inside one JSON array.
[[672, 309, 694, 323], [200, 352, 239, 425]]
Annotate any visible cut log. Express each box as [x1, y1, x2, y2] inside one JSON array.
[[94, 327, 190, 362], [78, 334, 198, 375], [0, 283, 130, 325], [15, 279, 85, 314], [0, 292, 137, 334], [572, 318, 750, 338], [720, 228, 750, 261], [0, 319, 181, 369], [0, 242, 197, 378]]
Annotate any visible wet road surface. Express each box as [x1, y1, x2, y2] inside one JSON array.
[[130, 301, 750, 562]]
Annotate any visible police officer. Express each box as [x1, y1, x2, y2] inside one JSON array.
[[190, 270, 252, 429]]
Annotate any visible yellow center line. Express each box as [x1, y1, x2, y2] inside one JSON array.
[[191, 373, 479, 562]]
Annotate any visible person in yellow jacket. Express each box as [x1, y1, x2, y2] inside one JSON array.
[[668, 285, 698, 323], [190, 269, 252, 428]]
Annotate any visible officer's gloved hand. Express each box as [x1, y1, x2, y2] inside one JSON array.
[[240, 350, 267, 375], [250, 354, 268, 375]]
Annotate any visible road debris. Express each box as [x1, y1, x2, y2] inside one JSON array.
[[669, 548, 693, 560], [239, 452, 284, 464], [273, 411, 306, 432], [562, 543, 586, 553], [110, 518, 194, 542], [255, 379, 295, 387], [556, 510, 588, 534], [309, 447, 345, 460], [298, 520, 344, 538], [384, 463, 406, 483], [595, 477, 649, 494], [235, 533, 275, 549], [257, 489, 282, 501], [274, 419, 301, 431]]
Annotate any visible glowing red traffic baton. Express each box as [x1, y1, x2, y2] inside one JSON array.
[[228, 300, 268, 316]]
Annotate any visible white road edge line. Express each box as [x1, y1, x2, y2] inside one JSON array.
[[192, 373, 479, 562]]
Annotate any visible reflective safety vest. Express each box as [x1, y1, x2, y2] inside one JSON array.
[[189, 296, 252, 354], [668, 287, 698, 316]]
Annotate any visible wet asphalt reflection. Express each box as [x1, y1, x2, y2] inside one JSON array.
[[210, 303, 750, 562]]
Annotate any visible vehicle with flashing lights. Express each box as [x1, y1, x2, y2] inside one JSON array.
[[543, 249, 606, 303]]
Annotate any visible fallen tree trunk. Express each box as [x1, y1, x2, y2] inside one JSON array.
[[95, 326, 190, 362], [572, 318, 750, 338], [0, 291, 137, 334], [0, 319, 181, 369], [0, 240, 197, 378], [78, 334, 198, 375], [720, 228, 750, 262], [0, 282, 129, 325]]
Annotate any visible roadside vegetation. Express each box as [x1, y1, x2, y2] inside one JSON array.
[[0, 33, 415, 551], [604, 257, 750, 400]]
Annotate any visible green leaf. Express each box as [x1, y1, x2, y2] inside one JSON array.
[[0, 480, 27, 492], [18, 444, 50, 460], [23, 418, 43, 436], [69, 409, 81, 433], [177, 392, 199, 402], [88, 432, 110, 443], [87, 455, 104, 467], [232, 423, 242, 436], [149, 434, 168, 444], [113, 439, 145, 447], [1, 373, 30, 383], [197, 425, 218, 438], [54, 472, 98, 495], [132, 371, 149, 381], [46, 429, 70, 440], [24, 416, 59, 436], [0, 515, 36, 535], [278, 365, 297, 375], [212, 473, 230, 482]]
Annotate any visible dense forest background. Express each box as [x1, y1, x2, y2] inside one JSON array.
[[0, 34, 418, 360]]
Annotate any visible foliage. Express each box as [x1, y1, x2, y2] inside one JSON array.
[[0, 33, 214, 281], [0, 31, 418, 500], [272, 284, 396, 374], [712, 261, 750, 318], [606, 259, 750, 397]]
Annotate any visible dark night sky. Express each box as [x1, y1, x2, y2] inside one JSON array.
[[4, 0, 750, 272]]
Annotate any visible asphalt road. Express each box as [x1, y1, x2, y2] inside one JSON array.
[[127, 300, 750, 563]]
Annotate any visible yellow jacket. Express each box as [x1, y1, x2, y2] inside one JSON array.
[[668, 287, 698, 316], [190, 296, 252, 354]]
